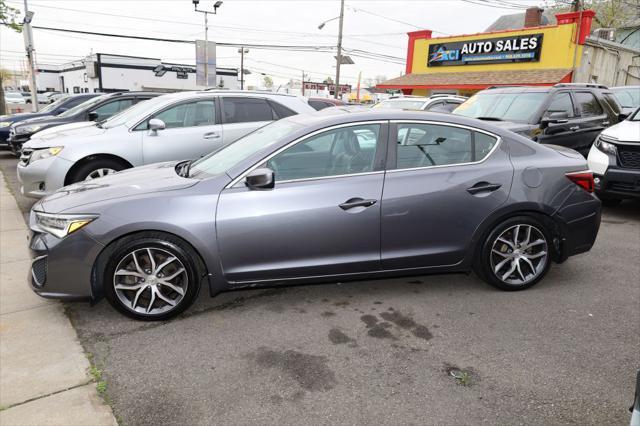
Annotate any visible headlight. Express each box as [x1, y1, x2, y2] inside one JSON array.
[[0, 122, 12, 128], [35, 212, 98, 239], [16, 125, 42, 135], [595, 134, 617, 155], [29, 147, 63, 163]]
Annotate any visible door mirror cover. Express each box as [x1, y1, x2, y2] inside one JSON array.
[[245, 168, 275, 190], [148, 118, 166, 131], [87, 111, 99, 121], [540, 111, 569, 129]]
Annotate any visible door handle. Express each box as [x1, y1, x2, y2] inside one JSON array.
[[569, 126, 580, 131], [203, 132, 221, 139], [339, 198, 377, 210], [602, 121, 610, 126], [467, 182, 502, 195]]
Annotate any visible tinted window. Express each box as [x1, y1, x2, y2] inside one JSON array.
[[395, 124, 496, 169], [602, 93, 621, 114], [309, 100, 331, 111], [267, 124, 380, 181], [575, 92, 603, 116], [140, 100, 216, 130], [269, 100, 296, 119], [223, 97, 274, 123], [92, 99, 134, 121], [454, 92, 547, 123], [65, 96, 92, 109], [426, 102, 447, 112], [544, 92, 574, 118]]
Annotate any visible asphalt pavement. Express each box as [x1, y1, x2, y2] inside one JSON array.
[[1, 150, 638, 425]]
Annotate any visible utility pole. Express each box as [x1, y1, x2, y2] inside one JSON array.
[[23, 0, 38, 111], [239, 47, 248, 90], [334, 0, 345, 99], [570, 0, 582, 82], [194, 1, 222, 87], [301, 71, 305, 96]]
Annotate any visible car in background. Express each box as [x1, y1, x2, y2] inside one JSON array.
[[17, 91, 315, 198], [307, 97, 346, 111], [4, 92, 26, 104], [21, 92, 32, 103], [8, 92, 160, 155], [454, 83, 624, 156], [0, 94, 98, 149], [374, 95, 467, 112], [587, 107, 640, 205], [37, 92, 60, 104], [25, 109, 600, 320], [611, 86, 640, 115]]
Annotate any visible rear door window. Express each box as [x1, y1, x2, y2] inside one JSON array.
[[92, 99, 134, 121], [268, 100, 296, 119], [223, 97, 275, 123], [574, 92, 604, 117], [602, 93, 621, 114]]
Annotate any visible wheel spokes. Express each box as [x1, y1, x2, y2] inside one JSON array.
[[146, 248, 157, 273], [157, 280, 185, 296], [491, 224, 548, 285], [154, 256, 177, 275]]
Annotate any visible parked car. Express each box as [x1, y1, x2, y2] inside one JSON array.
[[17, 91, 315, 198], [453, 83, 625, 156], [37, 92, 60, 104], [0, 94, 98, 149], [308, 97, 346, 111], [4, 91, 26, 104], [587, 107, 640, 205], [8, 92, 160, 155], [611, 85, 640, 115], [374, 95, 467, 112], [26, 109, 601, 320], [21, 92, 32, 103]]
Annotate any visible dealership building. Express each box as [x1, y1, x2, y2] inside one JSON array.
[[378, 8, 640, 96], [36, 53, 239, 94]]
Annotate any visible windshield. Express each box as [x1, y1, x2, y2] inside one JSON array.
[[454, 91, 547, 123], [58, 95, 109, 118], [190, 119, 304, 178], [100, 96, 166, 129], [612, 87, 640, 108], [40, 96, 69, 113], [629, 107, 640, 121], [374, 100, 426, 110]]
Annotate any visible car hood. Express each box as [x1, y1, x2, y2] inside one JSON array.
[[602, 119, 640, 143], [25, 123, 109, 149], [17, 115, 71, 126], [0, 112, 55, 123], [37, 162, 198, 214]]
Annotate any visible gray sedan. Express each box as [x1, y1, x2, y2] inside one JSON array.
[[27, 110, 601, 320]]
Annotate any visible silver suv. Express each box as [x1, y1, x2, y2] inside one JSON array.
[[17, 91, 315, 198]]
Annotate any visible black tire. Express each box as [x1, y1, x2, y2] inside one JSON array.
[[474, 215, 552, 291], [68, 158, 127, 184], [102, 232, 202, 321]]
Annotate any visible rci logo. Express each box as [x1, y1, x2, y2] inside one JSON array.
[[429, 47, 460, 63]]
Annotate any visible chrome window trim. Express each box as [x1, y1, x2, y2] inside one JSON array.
[[226, 120, 387, 188], [387, 120, 502, 173]]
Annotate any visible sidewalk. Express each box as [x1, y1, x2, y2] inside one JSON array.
[[0, 172, 116, 425]]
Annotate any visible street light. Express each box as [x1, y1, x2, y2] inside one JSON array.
[[318, 0, 345, 99], [238, 47, 249, 90], [193, 1, 223, 87]]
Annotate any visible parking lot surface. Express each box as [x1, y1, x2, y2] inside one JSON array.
[[1, 151, 638, 425]]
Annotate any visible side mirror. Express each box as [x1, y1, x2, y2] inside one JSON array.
[[245, 168, 274, 190], [540, 111, 569, 129], [148, 118, 166, 135], [88, 111, 99, 121]]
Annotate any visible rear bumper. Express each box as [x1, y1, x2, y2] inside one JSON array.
[[594, 167, 640, 199], [553, 192, 601, 260]]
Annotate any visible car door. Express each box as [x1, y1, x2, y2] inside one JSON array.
[[536, 91, 583, 150], [139, 97, 223, 164], [216, 122, 388, 283], [381, 121, 513, 270], [571, 91, 610, 153], [220, 96, 279, 145]]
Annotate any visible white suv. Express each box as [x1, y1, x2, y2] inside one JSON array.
[[587, 107, 640, 205], [17, 91, 315, 198], [374, 95, 467, 112]]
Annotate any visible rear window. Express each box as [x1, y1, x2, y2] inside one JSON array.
[[222, 97, 275, 123], [454, 91, 547, 123]]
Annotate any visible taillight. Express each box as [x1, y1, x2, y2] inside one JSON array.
[[566, 170, 594, 193]]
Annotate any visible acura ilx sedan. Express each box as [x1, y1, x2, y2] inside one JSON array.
[[28, 109, 601, 320]]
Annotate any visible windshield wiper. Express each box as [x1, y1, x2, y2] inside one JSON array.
[[475, 116, 504, 121]]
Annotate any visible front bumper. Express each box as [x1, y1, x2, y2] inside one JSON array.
[[594, 167, 640, 199], [28, 212, 105, 300], [17, 155, 72, 199]]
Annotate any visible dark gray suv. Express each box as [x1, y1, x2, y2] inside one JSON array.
[[454, 83, 624, 156], [28, 110, 601, 320]]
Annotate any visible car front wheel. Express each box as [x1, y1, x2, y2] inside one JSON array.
[[476, 216, 551, 291], [69, 158, 127, 184], [103, 233, 202, 320]]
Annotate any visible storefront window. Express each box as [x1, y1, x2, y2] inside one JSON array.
[[454, 91, 547, 123]]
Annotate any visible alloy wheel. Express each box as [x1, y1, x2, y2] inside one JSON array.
[[490, 224, 548, 286], [113, 247, 188, 315], [85, 168, 116, 180]]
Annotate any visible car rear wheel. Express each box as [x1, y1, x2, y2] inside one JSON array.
[[69, 158, 127, 184], [103, 233, 202, 320], [476, 216, 551, 291]]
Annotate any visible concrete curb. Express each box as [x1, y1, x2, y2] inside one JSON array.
[[0, 171, 117, 425]]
